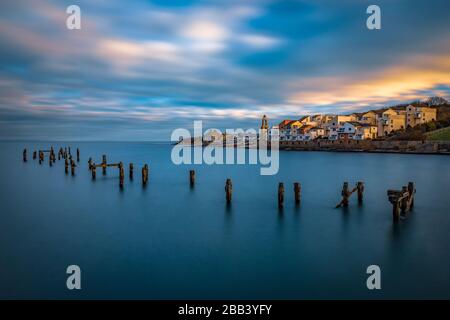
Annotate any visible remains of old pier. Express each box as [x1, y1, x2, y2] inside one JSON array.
[[90, 157, 125, 187], [387, 182, 416, 221], [335, 181, 365, 208], [20, 148, 419, 222]]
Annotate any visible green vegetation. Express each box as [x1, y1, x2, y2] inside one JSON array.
[[386, 104, 450, 141], [426, 126, 450, 141]]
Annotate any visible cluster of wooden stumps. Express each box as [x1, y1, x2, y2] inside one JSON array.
[[335, 182, 365, 208], [387, 182, 416, 221], [24, 147, 79, 175], [276, 182, 301, 209], [88, 154, 149, 189]]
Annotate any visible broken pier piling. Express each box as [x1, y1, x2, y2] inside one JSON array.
[[225, 178, 232, 203], [387, 182, 416, 221]]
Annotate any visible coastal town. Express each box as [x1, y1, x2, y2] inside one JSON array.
[[271, 104, 438, 142], [178, 97, 450, 154]]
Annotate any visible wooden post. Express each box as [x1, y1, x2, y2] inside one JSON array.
[[225, 178, 232, 203], [293, 182, 301, 205], [119, 162, 124, 188], [33, 151, 37, 160], [387, 187, 412, 222], [65, 158, 69, 175], [39, 150, 43, 165], [23, 148, 27, 162], [51, 147, 55, 163], [278, 182, 285, 208], [58, 150, 61, 160], [400, 186, 409, 213], [49, 153, 53, 167], [142, 164, 148, 185], [91, 163, 96, 180], [102, 155, 107, 175], [88, 157, 92, 170], [68, 147, 71, 155], [71, 159, 76, 176], [336, 182, 358, 208], [357, 181, 364, 204], [393, 199, 401, 221], [408, 182, 415, 209], [190, 170, 195, 186], [77, 148, 80, 162], [129, 163, 134, 180], [342, 182, 349, 207]]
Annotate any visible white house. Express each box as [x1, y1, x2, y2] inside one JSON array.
[[305, 127, 325, 140]]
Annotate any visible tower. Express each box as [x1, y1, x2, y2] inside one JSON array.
[[261, 115, 268, 130]]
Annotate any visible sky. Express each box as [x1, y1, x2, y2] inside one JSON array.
[[0, 0, 449, 141]]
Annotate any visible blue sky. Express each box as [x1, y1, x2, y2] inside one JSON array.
[[0, 0, 449, 140]]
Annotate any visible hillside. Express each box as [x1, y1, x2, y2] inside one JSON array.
[[426, 126, 450, 141], [385, 104, 450, 141]]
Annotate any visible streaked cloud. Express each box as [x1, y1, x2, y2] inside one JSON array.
[[0, 0, 449, 140]]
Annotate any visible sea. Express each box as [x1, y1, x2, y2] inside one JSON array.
[[0, 141, 449, 299]]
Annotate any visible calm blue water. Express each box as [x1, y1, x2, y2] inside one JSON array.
[[0, 141, 449, 299]]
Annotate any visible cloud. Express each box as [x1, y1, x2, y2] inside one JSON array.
[[0, 0, 449, 140]]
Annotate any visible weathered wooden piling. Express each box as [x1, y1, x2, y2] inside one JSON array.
[[400, 186, 409, 213], [64, 158, 69, 174], [39, 150, 43, 164], [190, 170, 195, 186], [129, 163, 134, 180], [119, 162, 124, 188], [335, 182, 359, 208], [102, 155, 107, 175], [294, 182, 301, 205], [225, 178, 233, 203], [142, 164, 149, 185], [68, 147, 71, 155], [408, 182, 415, 209], [33, 151, 36, 160], [50, 147, 55, 163], [341, 182, 350, 207], [356, 181, 364, 204], [77, 148, 80, 162], [88, 157, 93, 170], [91, 163, 96, 180], [23, 148, 27, 162], [71, 159, 76, 176], [49, 153, 53, 167], [387, 182, 416, 222], [278, 182, 285, 208]]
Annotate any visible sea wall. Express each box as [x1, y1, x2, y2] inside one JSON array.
[[279, 140, 450, 154]]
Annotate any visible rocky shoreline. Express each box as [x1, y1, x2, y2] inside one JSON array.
[[279, 139, 450, 155], [177, 138, 450, 155]]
